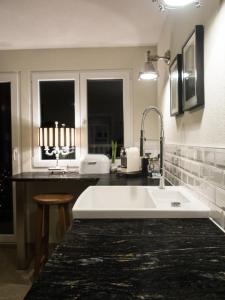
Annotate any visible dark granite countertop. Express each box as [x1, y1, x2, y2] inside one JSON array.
[[25, 218, 225, 300], [11, 172, 166, 186]]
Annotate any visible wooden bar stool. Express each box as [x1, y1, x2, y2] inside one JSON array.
[[33, 193, 74, 277]]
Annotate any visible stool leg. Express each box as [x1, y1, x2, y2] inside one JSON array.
[[58, 204, 67, 239], [34, 204, 44, 278], [64, 203, 71, 230], [43, 205, 49, 262]]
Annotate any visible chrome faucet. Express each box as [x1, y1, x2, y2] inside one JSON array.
[[140, 106, 165, 189]]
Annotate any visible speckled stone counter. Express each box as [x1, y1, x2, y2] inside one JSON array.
[[25, 219, 225, 300], [11, 172, 164, 186], [11, 172, 169, 269]]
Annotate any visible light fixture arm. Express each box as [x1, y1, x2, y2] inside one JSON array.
[[147, 50, 171, 65]]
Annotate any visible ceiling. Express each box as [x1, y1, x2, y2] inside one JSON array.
[[0, 0, 166, 50]]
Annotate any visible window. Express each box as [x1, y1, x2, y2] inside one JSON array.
[[80, 71, 132, 158], [87, 79, 124, 157], [32, 71, 132, 167], [40, 80, 75, 160], [0, 72, 20, 242], [32, 72, 80, 168]]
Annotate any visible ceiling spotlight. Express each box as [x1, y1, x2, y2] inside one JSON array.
[[139, 50, 170, 81], [152, 0, 200, 10]]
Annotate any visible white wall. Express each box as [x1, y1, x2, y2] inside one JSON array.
[[0, 46, 158, 171], [158, 0, 225, 147]]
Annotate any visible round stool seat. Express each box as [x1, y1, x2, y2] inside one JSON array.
[[33, 193, 74, 205], [33, 193, 74, 278]]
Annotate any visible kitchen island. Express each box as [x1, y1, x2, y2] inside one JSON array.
[[25, 218, 225, 300], [12, 172, 166, 269]]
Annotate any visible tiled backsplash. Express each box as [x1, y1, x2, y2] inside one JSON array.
[[164, 144, 225, 229]]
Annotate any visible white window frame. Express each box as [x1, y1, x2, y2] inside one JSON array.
[[80, 71, 133, 157], [32, 71, 80, 168], [0, 72, 21, 243]]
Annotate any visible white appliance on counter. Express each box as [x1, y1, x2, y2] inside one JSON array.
[[79, 154, 110, 174]]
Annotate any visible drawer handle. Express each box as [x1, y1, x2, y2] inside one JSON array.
[[87, 161, 97, 165]]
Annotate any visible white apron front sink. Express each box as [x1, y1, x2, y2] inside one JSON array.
[[72, 186, 209, 219]]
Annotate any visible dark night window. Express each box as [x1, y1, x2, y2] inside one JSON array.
[[0, 82, 13, 234], [39, 80, 75, 160], [87, 79, 124, 157], [33, 71, 131, 167]]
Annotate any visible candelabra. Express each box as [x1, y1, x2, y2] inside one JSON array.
[[39, 121, 75, 170]]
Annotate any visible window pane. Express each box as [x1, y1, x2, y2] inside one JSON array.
[[0, 82, 13, 234], [40, 80, 75, 160], [87, 79, 124, 157]]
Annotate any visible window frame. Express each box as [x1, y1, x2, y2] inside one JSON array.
[[80, 71, 133, 157], [32, 70, 132, 168], [0, 72, 20, 242], [32, 71, 80, 168]]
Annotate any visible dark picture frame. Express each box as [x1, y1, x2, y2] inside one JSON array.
[[182, 25, 204, 111], [170, 54, 183, 116]]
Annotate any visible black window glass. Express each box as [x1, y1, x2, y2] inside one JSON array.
[[87, 79, 124, 157], [0, 82, 13, 234], [40, 80, 75, 160]]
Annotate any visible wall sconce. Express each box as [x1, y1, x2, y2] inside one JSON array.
[[39, 121, 75, 171], [152, 0, 200, 10], [138, 50, 170, 80]]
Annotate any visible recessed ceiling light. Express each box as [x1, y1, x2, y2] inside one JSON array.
[[153, 0, 200, 10]]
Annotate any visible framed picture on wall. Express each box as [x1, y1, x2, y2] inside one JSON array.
[[182, 25, 204, 111], [170, 54, 183, 116]]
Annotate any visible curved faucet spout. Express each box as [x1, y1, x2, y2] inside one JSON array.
[[140, 106, 165, 189], [141, 106, 164, 138]]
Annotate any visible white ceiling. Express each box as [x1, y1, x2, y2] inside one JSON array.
[[0, 0, 166, 50]]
